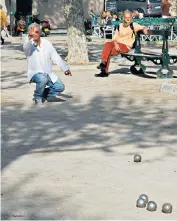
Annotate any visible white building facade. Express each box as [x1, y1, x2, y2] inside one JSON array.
[[2, 0, 105, 29]]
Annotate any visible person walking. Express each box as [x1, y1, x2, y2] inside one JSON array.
[[23, 23, 72, 104], [0, 4, 8, 45], [161, 0, 172, 18]]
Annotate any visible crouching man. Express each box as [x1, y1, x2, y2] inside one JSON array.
[[95, 10, 148, 77], [23, 23, 72, 104]]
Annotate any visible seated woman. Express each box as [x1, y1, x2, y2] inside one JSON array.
[[100, 11, 113, 25], [112, 13, 119, 21], [100, 11, 108, 25], [106, 11, 113, 25], [100, 11, 109, 37], [95, 10, 148, 78], [111, 13, 120, 26], [89, 9, 99, 26], [132, 10, 140, 19]]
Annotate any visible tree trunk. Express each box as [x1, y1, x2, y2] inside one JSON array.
[[65, 0, 89, 64], [170, 0, 177, 16]]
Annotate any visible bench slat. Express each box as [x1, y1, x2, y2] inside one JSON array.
[[121, 52, 160, 57], [121, 52, 177, 59]]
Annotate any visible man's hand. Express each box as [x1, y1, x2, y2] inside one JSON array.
[[64, 70, 72, 76], [114, 41, 120, 52], [28, 28, 35, 40]]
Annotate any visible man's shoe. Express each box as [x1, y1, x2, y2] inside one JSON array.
[[43, 87, 50, 99], [34, 99, 43, 105], [47, 96, 66, 102], [97, 61, 107, 70], [59, 94, 73, 99], [33, 98, 45, 104], [95, 71, 109, 77]]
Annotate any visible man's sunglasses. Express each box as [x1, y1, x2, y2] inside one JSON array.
[[34, 31, 40, 34]]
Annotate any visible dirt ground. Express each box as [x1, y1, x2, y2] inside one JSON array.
[[1, 36, 177, 220]]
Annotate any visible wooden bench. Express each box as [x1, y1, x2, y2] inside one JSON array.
[[121, 28, 177, 78]]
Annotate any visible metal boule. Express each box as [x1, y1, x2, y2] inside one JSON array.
[[136, 198, 146, 208], [147, 201, 157, 211], [139, 194, 148, 204], [134, 154, 142, 162], [162, 203, 172, 213]]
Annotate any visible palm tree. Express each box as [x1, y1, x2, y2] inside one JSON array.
[[64, 0, 89, 64]]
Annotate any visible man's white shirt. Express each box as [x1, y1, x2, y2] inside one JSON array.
[[23, 37, 69, 83]]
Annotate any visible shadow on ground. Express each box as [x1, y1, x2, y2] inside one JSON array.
[[54, 42, 106, 63], [110, 68, 157, 79], [1, 71, 28, 89], [1, 173, 70, 220], [2, 94, 177, 172], [2, 94, 177, 218]]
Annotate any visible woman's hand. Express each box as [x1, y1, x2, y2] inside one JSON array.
[[114, 41, 120, 52], [143, 27, 149, 35]]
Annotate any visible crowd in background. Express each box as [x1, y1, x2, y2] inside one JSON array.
[[89, 0, 173, 27], [0, 0, 174, 45], [89, 10, 144, 27], [100, 10, 143, 24]]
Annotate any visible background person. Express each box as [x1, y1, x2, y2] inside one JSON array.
[[100, 11, 107, 25], [161, 0, 172, 18], [106, 11, 113, 25], [111, 13, 119, 25], [0, 4, 8, 45], [112, 13, 119, 21], [132, 10, 140, 19]]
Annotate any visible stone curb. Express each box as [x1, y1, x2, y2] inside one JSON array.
[[160, 83, 177, 94]]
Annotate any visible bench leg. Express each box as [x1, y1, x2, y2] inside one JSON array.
[[156, 55, 173, 79], [130, 58, 146, 75], [130, 65, 144, 75], [156, 36, 174, 78], [156, 67, 173, 79]]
